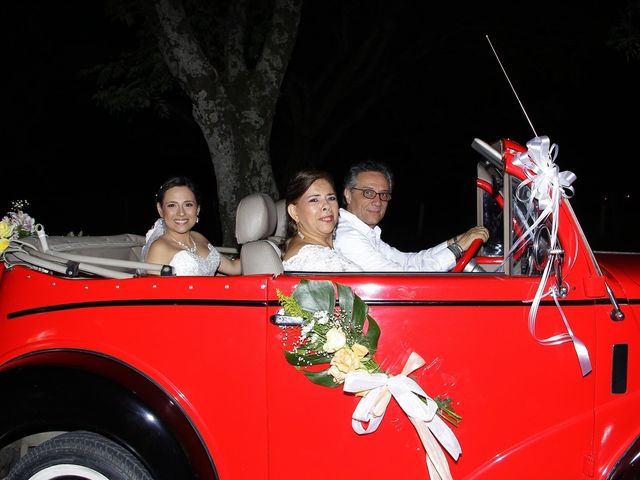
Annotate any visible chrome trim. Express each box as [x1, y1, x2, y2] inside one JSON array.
[[605, 282, 625, 321]]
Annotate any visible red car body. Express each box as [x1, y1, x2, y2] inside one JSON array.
[[0, 138, 638, 479]]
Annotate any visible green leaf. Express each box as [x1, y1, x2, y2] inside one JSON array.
[[283, 349, 332, 366], [294, 279, 335, 314], [434, 395, 462, 427], [361, 314, 380, 354], [303, 368, 342, 388], [351, 294, 368, 334], [361, 358, 381, 373], [276, 288, 306, 318], [337, 282, 354, 317]]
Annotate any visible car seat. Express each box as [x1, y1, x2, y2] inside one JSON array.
[[267, 198, 287, 249], [235, 193, 284, 275]]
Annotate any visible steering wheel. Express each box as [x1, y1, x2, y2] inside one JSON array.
[[451, 238, 483, 273], [475, 178, 528, 262]]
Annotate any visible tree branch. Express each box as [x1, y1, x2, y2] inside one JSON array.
[[153, 0, 219, 95], [224, 0, 249, 81], [254, 0, 302, 112]]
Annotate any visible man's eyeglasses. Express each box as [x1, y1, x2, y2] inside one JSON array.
[[351, 187, 392, 202]]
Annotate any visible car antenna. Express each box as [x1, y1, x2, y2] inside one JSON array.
[[486, 35, 538, 137]]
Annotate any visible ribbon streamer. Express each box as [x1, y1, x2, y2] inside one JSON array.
[[526, 258, 592, 377], [344, 352, 461, 480], [510, 136, 591, 376]]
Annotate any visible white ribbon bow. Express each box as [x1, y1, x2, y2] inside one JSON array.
[[511, 136, 591, 377], [344, 352, 461, 480], [511, 135, 576, 252]]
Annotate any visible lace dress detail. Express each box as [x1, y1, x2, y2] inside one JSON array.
[[283, 244, 362, 272], [169, 244, 220, 276], [141, 219, 220, 276]]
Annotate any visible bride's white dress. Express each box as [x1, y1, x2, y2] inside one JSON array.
[[169, 245, 220, 276], [283, 244, 362, 272], [142, 219, 220, 276]]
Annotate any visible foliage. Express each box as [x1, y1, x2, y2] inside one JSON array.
[[88, 49, 176, 118], [92, 0, 279, 118], [277, 279, 381, 387], [609, 0, 640, 62], [277, 278, 460, 426]]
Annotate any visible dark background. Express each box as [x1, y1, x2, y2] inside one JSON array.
[[4, 1, 639, 252]]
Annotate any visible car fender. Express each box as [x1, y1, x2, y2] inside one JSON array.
[[0, 349, 217, 480]]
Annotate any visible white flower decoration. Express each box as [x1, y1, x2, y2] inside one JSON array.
[[322, 327, 346, 353]]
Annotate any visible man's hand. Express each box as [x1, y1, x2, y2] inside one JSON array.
[[451, 226, 490, 251]]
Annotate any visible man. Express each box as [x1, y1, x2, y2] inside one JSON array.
[[334, 160, 489, 271]]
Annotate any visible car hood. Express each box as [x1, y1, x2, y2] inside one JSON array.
[[594, 251, 640, 296]]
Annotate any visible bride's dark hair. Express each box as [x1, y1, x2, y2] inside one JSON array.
[[284, 168, 336, 238], [155, 176, 201, 205]]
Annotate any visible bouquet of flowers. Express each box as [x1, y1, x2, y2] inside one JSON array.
[[277, 277, 381, 386], [0, 200, 37, 253], [277, 278, 462, 480]]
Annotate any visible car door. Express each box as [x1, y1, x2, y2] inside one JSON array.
[[265, 270, 595, 479], [264, 147, 596, 479]]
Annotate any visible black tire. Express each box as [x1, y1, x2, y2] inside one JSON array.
[[6, 430, 154, 480]]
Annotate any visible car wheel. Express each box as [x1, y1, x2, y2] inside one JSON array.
[[6, 431, 153, 480]]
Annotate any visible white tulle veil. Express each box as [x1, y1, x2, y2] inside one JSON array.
[[141, 218, 166, 262]]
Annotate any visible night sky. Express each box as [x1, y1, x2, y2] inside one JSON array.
[[5, 1, 639, 252]]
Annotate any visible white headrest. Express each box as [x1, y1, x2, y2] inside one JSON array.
[[235, 193, 277, 244], [273, 199, 287, 239]]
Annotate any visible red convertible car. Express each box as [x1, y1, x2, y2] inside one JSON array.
[[0, 137, 638, 480]]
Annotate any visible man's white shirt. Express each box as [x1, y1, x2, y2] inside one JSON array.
[[333, 208, 456, 271]]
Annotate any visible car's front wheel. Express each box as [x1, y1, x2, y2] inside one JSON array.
[[6, 430, 153, 480]]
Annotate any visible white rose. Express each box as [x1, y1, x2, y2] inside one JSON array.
[[351, 343, 369, 359], [331, 347, 361, 373], [322, 327, 346, 353]]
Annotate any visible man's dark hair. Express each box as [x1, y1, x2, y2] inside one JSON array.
[[343, 159, 394, 200]]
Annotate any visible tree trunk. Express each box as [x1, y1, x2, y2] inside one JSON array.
[[152, 0, 301, 245]]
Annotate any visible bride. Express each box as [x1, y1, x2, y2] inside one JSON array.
[[142, 176, 240, 276], [282, 169, 362, 272]]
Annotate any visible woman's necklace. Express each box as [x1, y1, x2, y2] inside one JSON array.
[[168, 233, 197, 254]]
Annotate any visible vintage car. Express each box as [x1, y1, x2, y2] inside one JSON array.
[[0, 137, 638, 480]]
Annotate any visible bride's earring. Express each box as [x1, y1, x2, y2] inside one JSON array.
[[196, 216, 199, 224], [296, 222, 304, 239]]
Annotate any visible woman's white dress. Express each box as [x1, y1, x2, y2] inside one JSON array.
[[142, 219, 220, 276], [168, 245, 220, 276], [283, 244, 362, 272]]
